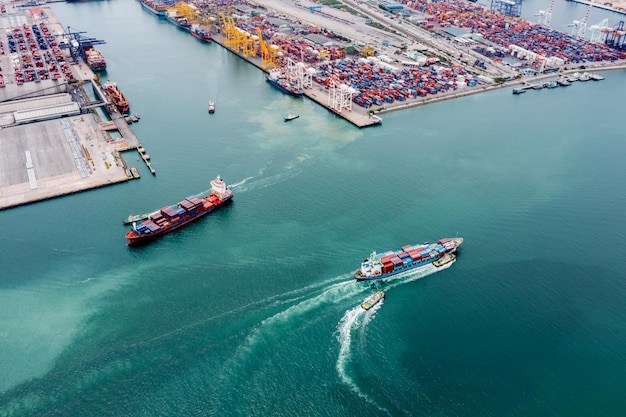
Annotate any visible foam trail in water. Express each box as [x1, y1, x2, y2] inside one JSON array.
[[336, 305, 390, 414], [267, 274, 350, 307], [215, 277, 363, 403], [334, 263, 448, 411], [236, 168, 302, 192], [238, 279, 358, 351], [227, 176, 254, 190]]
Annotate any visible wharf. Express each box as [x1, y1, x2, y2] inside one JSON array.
[[0, 4, 153, 210], [210, 34, 381, 128], [566, 0, 626, 15]]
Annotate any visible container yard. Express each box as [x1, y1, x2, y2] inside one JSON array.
[[0, 2, 150, 210], [1, 0, 626, 209], [142, 0, 625, 122]]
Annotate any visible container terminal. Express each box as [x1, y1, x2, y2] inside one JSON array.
[[1, 0, 626, 210], [0, 3, 153, 210], [140, 0, 625, 121]]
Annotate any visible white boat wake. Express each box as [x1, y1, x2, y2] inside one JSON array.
[[334, 264, 444, 410], [235, 279, 358, 356], [336, 303, 390, 414], [216, 274, 361, 387], [227, 176, 254, 189]]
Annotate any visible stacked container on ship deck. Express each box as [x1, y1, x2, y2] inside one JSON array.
[[160, 206, 180, 222], [140, 221, 159, 233], [178, 199, 196, 214], [135, 223, 148, 234], [150, 212, 167, 226]]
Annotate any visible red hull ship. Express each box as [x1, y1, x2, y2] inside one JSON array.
[[125, 176, 233, 246], [85, 48, 107, 72], [190, 25, 212, 42], [104, 81, 130, 115]]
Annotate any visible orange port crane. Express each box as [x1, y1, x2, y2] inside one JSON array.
[[256, 27, 280, 69], [221, 13, 255, 58], [167, 2, 196, 22]]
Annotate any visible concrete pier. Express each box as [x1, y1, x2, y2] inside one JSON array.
[[0, 3, 152, 210], [210, 34, 382, 128]]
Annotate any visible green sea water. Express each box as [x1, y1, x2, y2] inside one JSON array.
[[1, 1, 625, 416]]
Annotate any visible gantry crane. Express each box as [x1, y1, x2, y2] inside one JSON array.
[[256, 27, 280, 69], [568, 4, 591, 38], [604, 21, 625, 49], [326, 74, 355, 113], [220, 13, 254, 57], [589, 19, 609, 43], [535, 0, 556, 27], [63, 27, 105, 64], [167, 2, 196, 21]]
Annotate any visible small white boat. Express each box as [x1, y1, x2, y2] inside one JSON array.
[[208, 101, 215, 114], [556, 77, 571, 87], [284, 112, 299, 122]]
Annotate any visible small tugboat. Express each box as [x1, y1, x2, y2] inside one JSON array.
[[432, 253, 456, 268], [512, 87, 526, 95], [361, 290, 385, 310], [284, 112, 299, 122], [208, 101, 215, 114], [123, 213, 149, 225]]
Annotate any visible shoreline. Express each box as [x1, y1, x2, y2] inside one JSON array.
[[376, 64, 626, 114]]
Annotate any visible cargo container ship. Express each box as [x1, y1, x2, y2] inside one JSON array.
[[167, 13, 192, 31], [125, 175, 233, 246], [139, 0, 168, 17], [353, 237, 463, 281], [191, 25, 212, 42], [85, 48, 106, 72], [266, 73, 303, 98], [104, 81, 130, 115]]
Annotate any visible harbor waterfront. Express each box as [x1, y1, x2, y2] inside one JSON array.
[[1, 1, 626, 416]]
